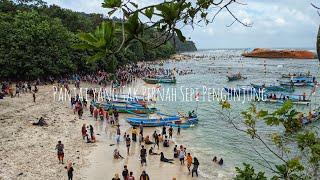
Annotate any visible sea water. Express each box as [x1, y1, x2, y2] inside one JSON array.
[[153, 49, 320, 179]]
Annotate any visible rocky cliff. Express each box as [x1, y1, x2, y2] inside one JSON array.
[[171, 37, 197, 52]]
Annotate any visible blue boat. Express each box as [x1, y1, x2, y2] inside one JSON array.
[[166, 117, 199, 129], [278, 76, 316, 87], [127, 113, 199, 127], [256, 93, 311, 106], [251, 83, 294, 93], [301, 111, 319, 125], [292, 76, 316, 83], [278, 81, 315, 87], [93, 101, 157, 114]]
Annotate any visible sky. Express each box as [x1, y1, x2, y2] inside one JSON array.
[[45, 0, 319, 49]]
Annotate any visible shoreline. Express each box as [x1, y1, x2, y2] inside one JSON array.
[[79, 79, 205, 179], [0, 79, 209, 180]]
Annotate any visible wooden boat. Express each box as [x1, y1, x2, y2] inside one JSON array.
[[226, 73, 247, 81], [94, 101, 157, 114], [166, 119, 198, 129], [255, 94, 311, 106], [278, 76, 316, 87], [109, 94, 153, 101], [251, 83, 294, 93], [256, 99, 310, 106], [278, 81, 315, 87], [224, 86, 256, 95], [143, 76, 176, 84], [127, 112, 198, 127], [301, 112, 320, 125], [281, 73, 312, 78]]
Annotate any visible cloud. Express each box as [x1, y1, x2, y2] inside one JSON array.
[[44, 0, 320, 49]]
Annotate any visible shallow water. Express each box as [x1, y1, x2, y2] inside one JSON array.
[[152, 49, 320, 178]]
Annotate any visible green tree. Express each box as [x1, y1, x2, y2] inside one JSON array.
[[0, 11, 75, 80]]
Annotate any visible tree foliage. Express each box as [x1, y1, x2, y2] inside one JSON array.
[[217, 101, 320, 179], [0, 0, 187, 80]]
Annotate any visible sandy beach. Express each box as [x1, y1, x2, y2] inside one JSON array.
[[0, 79, 206, 180]]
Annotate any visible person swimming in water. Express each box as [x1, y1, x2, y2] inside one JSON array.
[[212, 156, 217, 162]]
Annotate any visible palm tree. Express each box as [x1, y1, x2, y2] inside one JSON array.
[[73, 21, 118, 63]]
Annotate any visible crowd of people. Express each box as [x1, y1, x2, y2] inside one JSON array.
[[1, 63, 225, 180], [0, 81, 38, 102], [53, 88, 225, 179]]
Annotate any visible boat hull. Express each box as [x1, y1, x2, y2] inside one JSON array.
[[143, 78, 176, 84], [255, 99, 310, 106], [127, 115, 198, 127], [251, 84, 294, 93]]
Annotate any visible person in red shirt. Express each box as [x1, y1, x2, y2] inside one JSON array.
[[93, 108, 99, 120], [99, 107, 105, 121]]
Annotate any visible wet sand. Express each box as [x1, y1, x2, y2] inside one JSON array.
[[80, 120, 199, 180]]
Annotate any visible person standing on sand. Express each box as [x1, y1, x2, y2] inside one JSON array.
[[162, 126, 166, 137], [139, 122, 144, 136], [32, 92, 36, 103], [93, 108, 98, 120], [89, 104, 94, 116], [132, 126, 137, 142], [78, 105, 83, 119], [99, 107, 104, 121], [55, 141, 64, 164], [138, 132, 143, 145], [89, 125, 94, 139], [116, 125, 121, 144], [154, 133, 159, 149], [81, 124, 87, 140], [140, 145, 147, 166], [65, 160, 74, 180], [112, 173, 120, 180], [122, 165, 129, 180], [192, 157, 199, 177], [168, 126, 173, 139], [15, 84, 20, 97], [179, 148, 185, 165], [125, 134, 131, 155], [177, 125, 180, 135], [114, 109, 119, 124], [139, 170, 150, 180], [127, 172, 135, 180], [186, 153, 193, 173]]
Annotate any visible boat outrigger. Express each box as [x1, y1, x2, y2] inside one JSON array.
[[127, 111, 198, 128], [278, 76, 316, 87], [143, 75, 176, 84], [93, 101, 157, 114], [281, 72, 313, 79], [255, 93, 311, 106], [251, 83, 294, 93]]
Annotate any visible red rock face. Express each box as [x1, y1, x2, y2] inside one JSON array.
[[242, 48, 316, 59]]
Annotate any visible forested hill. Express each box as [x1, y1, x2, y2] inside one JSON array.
[[0, 0, 197, 80]]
